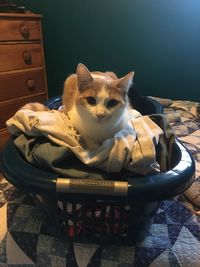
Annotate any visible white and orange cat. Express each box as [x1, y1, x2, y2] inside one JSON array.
[[20, 63, 135, 148], [62, 63, 134, 147]]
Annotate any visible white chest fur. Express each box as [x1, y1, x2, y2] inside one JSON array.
[[68, 105, 130, 147]]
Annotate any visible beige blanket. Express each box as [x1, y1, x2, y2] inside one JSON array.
[[6, 108, 163, 175]]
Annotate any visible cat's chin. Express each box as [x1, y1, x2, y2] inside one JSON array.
[[93, 116, 110, 124], [97, 117, 107, 123]]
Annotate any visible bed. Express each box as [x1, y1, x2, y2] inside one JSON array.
[[0, 97, 200, 267]]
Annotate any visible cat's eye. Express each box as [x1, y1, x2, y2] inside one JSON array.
[[86, 97, 96, 105], [107, 99, 119, 108]]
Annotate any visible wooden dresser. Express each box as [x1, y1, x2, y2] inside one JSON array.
[[0, 12, 48, 150]]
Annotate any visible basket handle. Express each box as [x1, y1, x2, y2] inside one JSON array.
[[56, 178, 128, 196]]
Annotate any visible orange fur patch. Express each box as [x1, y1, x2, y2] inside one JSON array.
[[62, 69, 129, 113]]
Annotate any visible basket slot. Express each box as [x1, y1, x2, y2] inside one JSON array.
[[80, 203, 87, 240], [72, 202, 78, 238], [123, 205, 130, 235], [91, 205, 96, 236], [110, 204, 115, 236], [118, 205, 123, 236], [59, 200, 69, 236]]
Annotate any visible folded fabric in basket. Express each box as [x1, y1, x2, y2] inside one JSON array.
[[6, 108, 167, 176]]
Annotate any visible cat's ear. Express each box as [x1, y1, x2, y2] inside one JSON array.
[[116, 71, 134, 93], [76, 63, 93, 91]]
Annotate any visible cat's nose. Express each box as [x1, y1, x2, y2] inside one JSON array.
[[96, 114, 105, 120]]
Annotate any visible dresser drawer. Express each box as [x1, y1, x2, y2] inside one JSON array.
[[0, 43, 43, 72], [0, 19, 41, 41], [0, 69, 46, 101], [0, 128, 10, 150], [0, 94, 47, 129]]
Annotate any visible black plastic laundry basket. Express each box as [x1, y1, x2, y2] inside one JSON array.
[[0, 96, 195, 244]]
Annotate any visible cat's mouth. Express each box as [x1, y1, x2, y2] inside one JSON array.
[[95, 114, 107, 123], [96, 118, 104, 123]]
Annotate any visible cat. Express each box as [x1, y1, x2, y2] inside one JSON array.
[[20, 102, 49, 111], [62, 63, 134, 147]]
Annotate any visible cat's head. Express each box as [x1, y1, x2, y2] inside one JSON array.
[[75, 63, 134, 123]]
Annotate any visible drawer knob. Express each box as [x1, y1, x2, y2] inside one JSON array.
[[20, 25, 30, 39], [26, 79, 36, 90], [23, 51, 32, 64]]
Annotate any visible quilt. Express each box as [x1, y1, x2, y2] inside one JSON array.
[[0, 98, 200, 267]]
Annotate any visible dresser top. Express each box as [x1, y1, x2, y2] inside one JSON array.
[[0, 12, 42, 19]]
